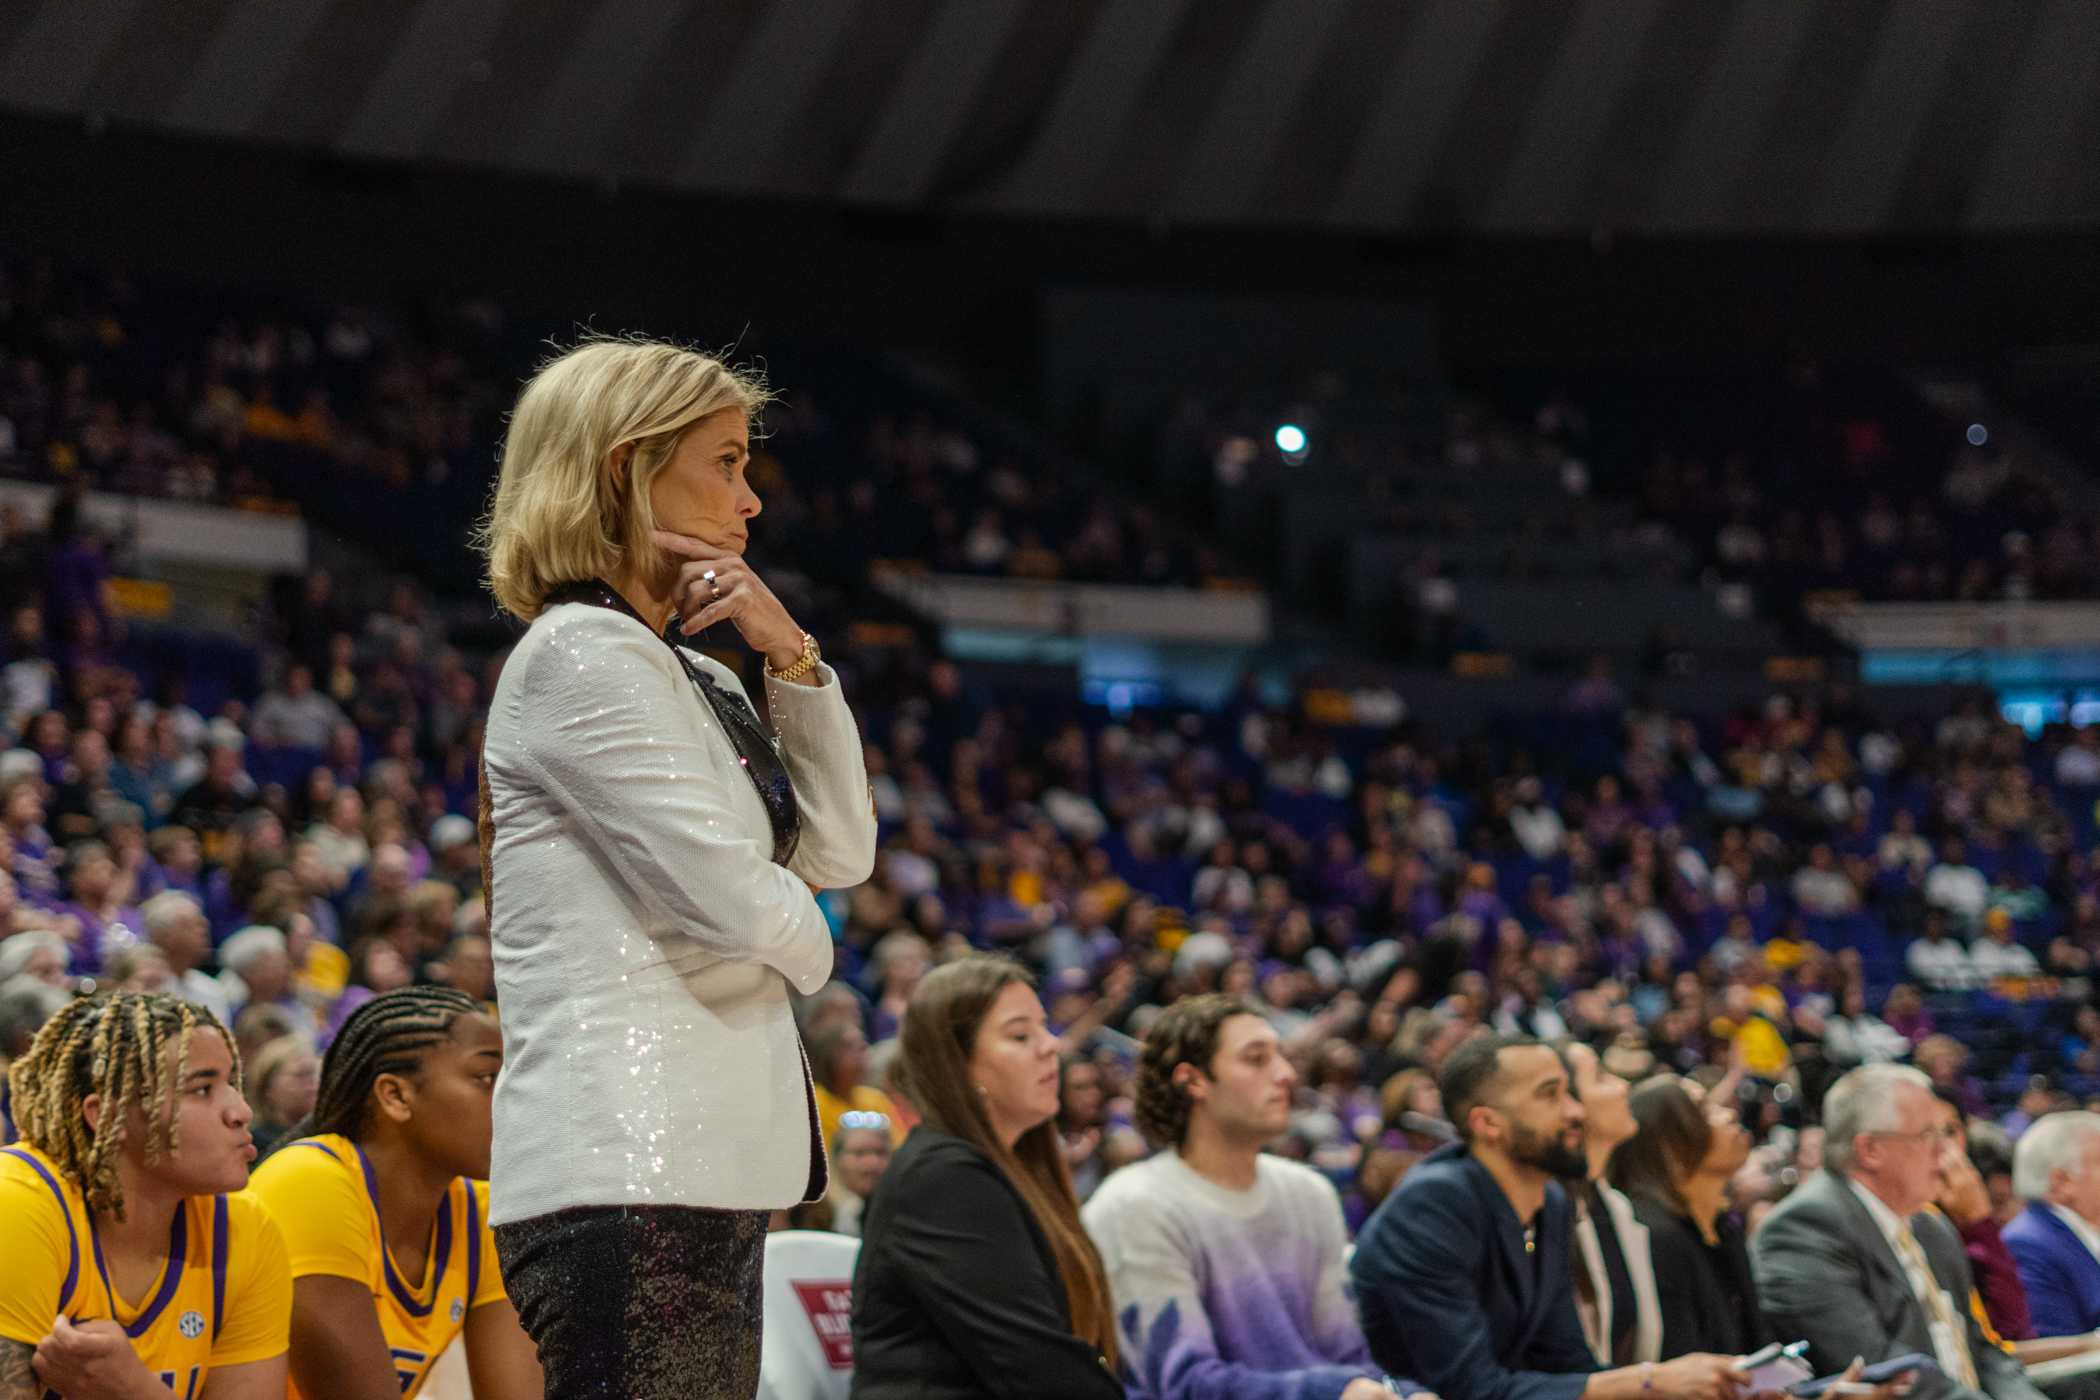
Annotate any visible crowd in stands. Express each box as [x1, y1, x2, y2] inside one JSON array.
[[1532, 363, 2100, 606], [1151, 359, 2100, 675], [0, 251, 1226, 594], [9, 427, 2100, 1192], [13, 253, 2100, 1396]]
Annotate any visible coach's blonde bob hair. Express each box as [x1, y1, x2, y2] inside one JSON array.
[[475, 336, 769, 622]]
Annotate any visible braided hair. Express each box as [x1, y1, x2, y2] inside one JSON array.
[[287, 986, 482, 1147], [7, 992, 240, 1219]]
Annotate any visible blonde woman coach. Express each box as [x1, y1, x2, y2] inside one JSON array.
[[473, 337, 876, 1398]]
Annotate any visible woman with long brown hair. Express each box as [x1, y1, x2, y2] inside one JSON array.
[[1606, 1077, 1764, 1358], [850, 955, 1122, 1398]]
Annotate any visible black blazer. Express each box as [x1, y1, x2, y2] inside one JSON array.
[[849, 1127, 1123, 1400], [1350, 1144, 1597, 1400]]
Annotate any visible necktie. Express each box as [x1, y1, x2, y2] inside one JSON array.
[[1893, 1220, 1980, 1391]]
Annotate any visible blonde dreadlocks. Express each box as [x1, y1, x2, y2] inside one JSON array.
[[5, 992, 241, 1220]]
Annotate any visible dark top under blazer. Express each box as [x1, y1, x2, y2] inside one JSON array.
[[1350, 1144, 1598, 1400], [849, 1127, 1123, 1400], [1629, 1194, 1770, 1359]]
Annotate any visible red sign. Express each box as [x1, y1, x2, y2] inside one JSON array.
[[791, 1281, 854, 1369]]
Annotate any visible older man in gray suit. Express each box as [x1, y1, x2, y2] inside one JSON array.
[[1753, 1064, 2046, 1400]]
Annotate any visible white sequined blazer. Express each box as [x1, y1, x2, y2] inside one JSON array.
[[481, 601, 876, 1224]]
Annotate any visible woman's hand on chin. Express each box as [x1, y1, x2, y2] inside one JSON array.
[[653, 530, 804, 663]]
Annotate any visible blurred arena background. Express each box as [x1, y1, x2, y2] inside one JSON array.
[[5, 1, 2100, 1390]]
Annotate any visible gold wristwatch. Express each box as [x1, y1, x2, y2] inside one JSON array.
[[765, 631, 821, 683]]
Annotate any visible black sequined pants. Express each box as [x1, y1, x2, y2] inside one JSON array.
[[495, 1204, 768, 1400]]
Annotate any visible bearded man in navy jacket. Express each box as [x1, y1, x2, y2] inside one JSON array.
[[1350, 1035, 1745, 1400]]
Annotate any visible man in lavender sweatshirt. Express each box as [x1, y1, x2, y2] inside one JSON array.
[[1083, 993, 1433, 1400]]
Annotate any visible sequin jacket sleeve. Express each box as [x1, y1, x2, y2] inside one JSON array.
[[509, 612, 834, 994], [757, 663, 877, 890]]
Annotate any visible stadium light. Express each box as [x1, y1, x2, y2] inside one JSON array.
[[1967, 423, 1988, 446], [1274, 423, 1309, 463]]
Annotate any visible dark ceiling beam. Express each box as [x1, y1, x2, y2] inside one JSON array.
[[165, 0, 334, 137], [0, 0, 149, 113], [1328, 0, 1507, 228], [338, 0, 516, 161], [675, 0, 862, 193], [1968, 0, 2100, 228], [511, 0, 693, 178], [839, 0, 1027, 206], [981, 0, 1194, 215], [1168, 0, 1352, 224], [1810, 0, 1972, 232], [1485, 0, 1669, 231], [1646, 0, 1817, 231]]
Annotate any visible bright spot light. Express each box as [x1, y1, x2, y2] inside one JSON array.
[[1967, 423, 1988, 446], [1274, 424, 1307, 456]]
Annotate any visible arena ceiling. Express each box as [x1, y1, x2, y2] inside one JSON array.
[[7, 0, 2099, 235]]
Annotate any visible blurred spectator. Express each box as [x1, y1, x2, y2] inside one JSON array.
[[170, 737, 256, 862], [99, 942, 173, 994], [251, 661, 345, 750], [1971, 1125, 2022, 1226], [848, 957, 1122, 1399], [52, 838, 140, 973], [244, 1035, 319, 1156], [1352, 1035, 1741, 1400], [807, 1017, 906, 1155], [827, 1114, 893, 1239], [1909, 915, 1979, 992], [433, 932, 494, 1010], [867, 929, 930, 1042], [1059, 1054, 1112, 1202], [304, 786, 369, 885], [1753, 1065, 2037, 1400], [139, 888, 228, 1021], [1970, 911, 2040, 983], [1931, 1090, 2036, 1345], [217, 923, 298, 1027], [2004, 1113, 2100, 1337], [1607, 1077, 1762, 1357], [0, 928, 69, 988], [1085, 994, 1413, 1400], [1926, 840, 1990, 931]]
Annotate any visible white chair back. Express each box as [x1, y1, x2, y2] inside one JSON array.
[[759, 1230, 861, 1400], [416, 1337, 473, 1400]]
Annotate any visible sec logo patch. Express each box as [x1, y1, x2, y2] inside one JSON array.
[[178, 1310, 205, 1339], [451, 1298, 465, 1324]]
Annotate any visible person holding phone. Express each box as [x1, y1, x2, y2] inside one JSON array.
[[1751, 1066, 2046, 1400], [1351, 1034, 1749, 1400]]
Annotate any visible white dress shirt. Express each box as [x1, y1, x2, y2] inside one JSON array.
[[482, 602, 876, 1224], [1846, 1178, 1976, 1385], [1848, 1178, 1927, 1279]]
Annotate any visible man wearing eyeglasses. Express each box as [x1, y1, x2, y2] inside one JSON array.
[[1753, 1065, 2047, 1400], [828, 1111, 895, 1238]]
